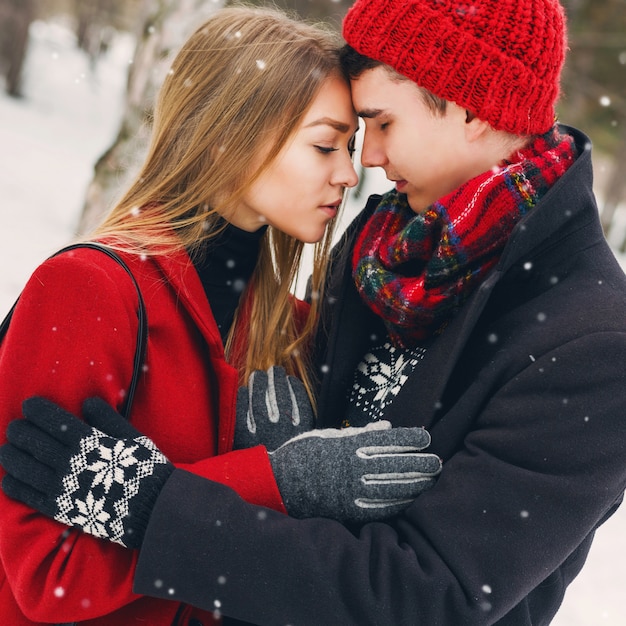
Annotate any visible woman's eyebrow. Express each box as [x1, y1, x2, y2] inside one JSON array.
[[304, 117, 354, 133]]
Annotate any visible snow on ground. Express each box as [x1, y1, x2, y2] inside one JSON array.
[[1, 19, 626, 625]]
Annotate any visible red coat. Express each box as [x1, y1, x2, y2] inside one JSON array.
[[0, 245, 287, 625]]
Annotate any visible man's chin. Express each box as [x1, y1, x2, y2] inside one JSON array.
[[405, 193, 429, 214]]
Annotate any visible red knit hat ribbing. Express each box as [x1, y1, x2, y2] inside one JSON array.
[[342, 0, 567, 135]]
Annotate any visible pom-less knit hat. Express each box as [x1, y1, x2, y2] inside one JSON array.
[[342, 0, 567, 135]]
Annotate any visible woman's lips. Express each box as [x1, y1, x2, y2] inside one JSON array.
[[320, 200, 341, 218]]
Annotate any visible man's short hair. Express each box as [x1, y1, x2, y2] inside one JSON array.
[[340, 44, 447, 117]]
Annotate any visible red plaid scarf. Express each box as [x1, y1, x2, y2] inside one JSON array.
[[352, 126, 577, 348]]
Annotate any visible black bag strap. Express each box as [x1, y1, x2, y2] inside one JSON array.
[[0, 242, 148, 419]]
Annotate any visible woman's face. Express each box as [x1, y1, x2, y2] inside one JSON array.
[[230, 75, 359, 243]]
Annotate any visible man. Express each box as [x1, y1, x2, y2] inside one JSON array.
[[3, 0, 626, 624]]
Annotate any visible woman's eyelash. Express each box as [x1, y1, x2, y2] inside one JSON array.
[[315, 146, 338, 154]]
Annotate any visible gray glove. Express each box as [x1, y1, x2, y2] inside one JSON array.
[[269, 420, 441, 523], [235, 366, 315, 452]]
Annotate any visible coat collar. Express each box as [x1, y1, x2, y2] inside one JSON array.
[[497, 125, 598, 272], [151, 247, 226, 357]]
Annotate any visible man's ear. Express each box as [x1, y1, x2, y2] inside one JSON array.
[[464, 111, 490, 142]]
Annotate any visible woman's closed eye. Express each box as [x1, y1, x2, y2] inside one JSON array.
[[315, 145, 339, 154]]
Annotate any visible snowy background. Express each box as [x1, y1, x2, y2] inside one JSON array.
[[1, 22, 625, 624]]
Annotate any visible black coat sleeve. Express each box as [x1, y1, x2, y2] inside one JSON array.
[[133, 332, 626, 626]]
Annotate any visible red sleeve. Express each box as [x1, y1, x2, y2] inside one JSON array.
[[0, 251, 143, 621], [177, 446, 287, 512]]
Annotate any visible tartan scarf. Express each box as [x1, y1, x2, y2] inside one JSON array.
[[352, 126, 577, 348]]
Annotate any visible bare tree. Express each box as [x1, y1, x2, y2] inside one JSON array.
[[78, 0, 225, 234], [0, 0, 37, 97]]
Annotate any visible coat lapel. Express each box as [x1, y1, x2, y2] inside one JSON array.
[[152, 249, 225, 354], [152, 249, 239, 454], [390, 268, 502, 428]]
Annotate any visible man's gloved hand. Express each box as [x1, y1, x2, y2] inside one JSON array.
[[269, 420, 442, 523], [0, 397, 173, 549], [235, 366, 315, 452]]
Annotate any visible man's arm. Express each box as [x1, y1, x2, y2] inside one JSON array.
[[134, 332, 626, 625]]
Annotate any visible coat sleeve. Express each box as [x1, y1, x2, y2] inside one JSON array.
[[0, 251, 144, 621], [132, 331, 626, 625], [175, 447, 286, 512]]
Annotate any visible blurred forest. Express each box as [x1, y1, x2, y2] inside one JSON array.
[[1, 0, 625, 239]]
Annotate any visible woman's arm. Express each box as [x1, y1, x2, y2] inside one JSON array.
[[0, 250, 144, 621]]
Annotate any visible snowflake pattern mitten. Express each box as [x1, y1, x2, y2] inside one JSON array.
[[0, 397, 173, 549]]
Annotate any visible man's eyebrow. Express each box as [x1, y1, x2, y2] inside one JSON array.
[[356, 108, 383, 119], [304, 117, 355, 133]]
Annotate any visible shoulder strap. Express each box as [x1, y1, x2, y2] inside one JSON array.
[[0, 242, 148, 419]]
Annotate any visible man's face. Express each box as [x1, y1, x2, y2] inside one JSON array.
[[350, 66, 479, 213]]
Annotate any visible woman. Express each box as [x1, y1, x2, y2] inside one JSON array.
[[0, 6, 360, 625], [0, 5, 442, 622]]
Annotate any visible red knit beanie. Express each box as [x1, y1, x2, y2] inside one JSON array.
[[342, 0, 567, 135]]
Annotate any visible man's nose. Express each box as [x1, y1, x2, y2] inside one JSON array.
[[360, 135, 385, 169]]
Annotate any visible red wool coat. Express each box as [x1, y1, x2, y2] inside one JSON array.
[[0, 245, 287, 626]]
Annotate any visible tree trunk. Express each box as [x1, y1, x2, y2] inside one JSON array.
[[77, 0, 225, 235], [0, 0, 36, 97]]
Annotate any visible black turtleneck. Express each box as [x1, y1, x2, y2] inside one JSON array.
[[193, 223, 267, 343]]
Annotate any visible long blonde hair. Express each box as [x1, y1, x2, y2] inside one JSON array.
[[90, 6, 347, 403]]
